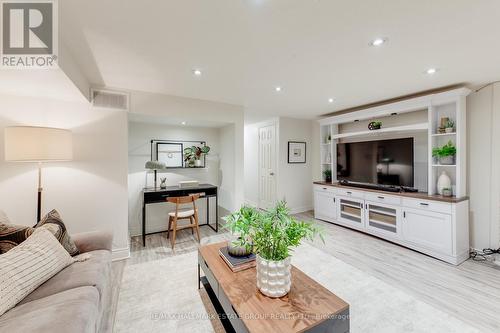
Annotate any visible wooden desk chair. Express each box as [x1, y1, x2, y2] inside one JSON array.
[[166, 194, 201, 249]]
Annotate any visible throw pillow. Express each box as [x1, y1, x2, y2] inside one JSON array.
[[36, 209, 79, 256], [0, 213, 34, 254], [0, 228, 75, 316]]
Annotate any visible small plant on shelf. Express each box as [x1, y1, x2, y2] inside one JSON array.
[[323, 169, 332, 182], [183, 145, 210, 167], [444, 119, 455, 133], [432, 140, 456, 165]]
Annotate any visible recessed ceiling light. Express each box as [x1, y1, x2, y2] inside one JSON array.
[[328, 98, 335, 103], [370, 38, 387, 46], [181, 121, 187, 125], [193, 69, 202, 76], [275, 86, 282, 92], [426, 68, 438, 75]]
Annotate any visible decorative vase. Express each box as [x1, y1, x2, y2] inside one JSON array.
[[256, 255, 292, 298], [437, 171, 451, 195], [194, 159, 202, 167], [442, 188, 453, 197], [439, 156, 454, 165], [445, 127, 454, 133]]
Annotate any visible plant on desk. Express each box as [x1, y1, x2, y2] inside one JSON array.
[[225, 201, 323, 298], [184, 145, 210, 167]]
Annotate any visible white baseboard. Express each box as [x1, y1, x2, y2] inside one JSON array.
[[112, 246, 130, 261], [289, 205, 313, 214]]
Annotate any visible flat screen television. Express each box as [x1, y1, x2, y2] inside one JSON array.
[[337, 138, 414, 187]]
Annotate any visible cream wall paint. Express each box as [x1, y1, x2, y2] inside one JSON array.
[[0, 93, 129, 260], [467, 83, 500, 250], [277, 117, 314, 213], [244, 117, 313, 213], [128, 90, 245, 212], [128, 121, 222, 236]]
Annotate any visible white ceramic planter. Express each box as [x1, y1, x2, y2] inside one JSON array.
[[439, 156, 454, 165], [195, 159, 202, 167], [256, 255, 292, 298]]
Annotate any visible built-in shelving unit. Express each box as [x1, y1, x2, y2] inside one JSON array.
[[319, 87, 470, 197]]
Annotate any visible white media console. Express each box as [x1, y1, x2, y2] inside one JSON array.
[[315, 87, 471, 265], [314, 182, 469, 265]]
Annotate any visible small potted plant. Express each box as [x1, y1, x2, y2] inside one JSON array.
[[183, 145, 210, 167], [444, 119, 455, 133], [368, 121, 382, 130], [323, 169, 332, 183], [225, 201, 323, 298], [432, 140, 456, 165]]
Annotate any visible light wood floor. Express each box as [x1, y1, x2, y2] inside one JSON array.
[[112, 211, 500, 333]]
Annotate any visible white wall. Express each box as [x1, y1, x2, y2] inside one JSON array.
[[128, 121, 222, 236], [467, 83, 500, 250], [0, 93, 129, 260], [219, 124, 236, 211], [244, 117, 313, 213], [128, 90, 245, 212], [277, 117, 314, 213]]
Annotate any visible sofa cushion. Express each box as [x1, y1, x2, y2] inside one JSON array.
[[19, 249, 112, 306], [36, 209, 79, 256], [0, 286, 99, 333], [0, 228, 75, 316], [0, 222, 33, 254]]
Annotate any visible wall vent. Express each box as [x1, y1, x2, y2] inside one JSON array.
[[91, 89, 129, 111]]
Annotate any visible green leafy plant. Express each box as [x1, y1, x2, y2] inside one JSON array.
[[224, 201, 323, 261], [323, 169, 332, 181], [444, 119, 455, 129], [373, 121, 382, 127], [432, 141, 456, 158], [183, 145, 210, 165]]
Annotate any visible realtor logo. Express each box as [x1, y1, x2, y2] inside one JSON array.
[[1, 0, 58, 68]]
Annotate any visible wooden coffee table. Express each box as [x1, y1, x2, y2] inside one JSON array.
[[198, 242, 350, 333]]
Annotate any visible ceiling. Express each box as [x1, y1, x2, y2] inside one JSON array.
[[60, 0, 500, 120]]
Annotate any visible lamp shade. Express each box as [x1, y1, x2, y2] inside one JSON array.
[[4, 126, 73, 162]]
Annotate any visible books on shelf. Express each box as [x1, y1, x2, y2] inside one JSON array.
[[219, 246, 256, 272]]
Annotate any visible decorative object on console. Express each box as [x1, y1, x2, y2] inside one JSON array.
[[442, 188, 453, 197], [288, 141, 306, 163], [444, 119, 455, 133], [437, 171, 452, 196], [145, 160, 166, 189], [178, 180, 199, 188], [4, 126, 73, 224], [438, 117, 450, 134], [323, 169, 332, 183], [227, 236, 253, 257], [183, 145, 210, 167], [224, 201, 322, 298], [368, 121, 382, 130], [432, 141, 456, 165], [160, 177, 167, 189]]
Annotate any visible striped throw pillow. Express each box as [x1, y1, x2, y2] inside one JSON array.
[[0, 228, 75, 316]]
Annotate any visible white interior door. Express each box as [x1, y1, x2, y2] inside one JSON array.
[[259, 124, 277, 209]]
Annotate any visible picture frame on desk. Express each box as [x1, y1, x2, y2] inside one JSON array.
[[288, 141, 306, 163]]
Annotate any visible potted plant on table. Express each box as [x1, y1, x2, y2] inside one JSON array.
[[432, 140, 456, 165], [183, 145, 210, 167], [225, 201, 323, 298]]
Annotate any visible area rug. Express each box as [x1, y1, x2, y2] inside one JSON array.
[[114, 242, 479, 333]]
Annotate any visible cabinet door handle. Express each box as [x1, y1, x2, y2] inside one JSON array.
[[378, 196, 385, 199], [323, 187, 328, 190], [333, 197, 336, 203], [419, 202, 429, 206], [403, 211, 406, 218], [347, 191, 352, 195]]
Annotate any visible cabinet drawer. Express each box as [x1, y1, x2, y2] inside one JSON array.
[[365, 192, 401, 205], [314, 184, 336, 194], [402, 198, 452, 214], [198, 253, 218, 296], [336, 188, 364, 199]]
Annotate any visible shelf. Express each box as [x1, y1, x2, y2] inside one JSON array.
[[432, 164, 456, 167], [340, 211, 362, 219], [331, 123, 428, 139], [321, 143, 332, 146], [431, 132, 456, 137], [369, 208, 396, 217]]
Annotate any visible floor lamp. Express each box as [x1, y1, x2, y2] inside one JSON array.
[[4, 126, 73, 223]]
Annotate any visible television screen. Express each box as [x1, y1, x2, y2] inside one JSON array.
[[337, 138, 414, 187]]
